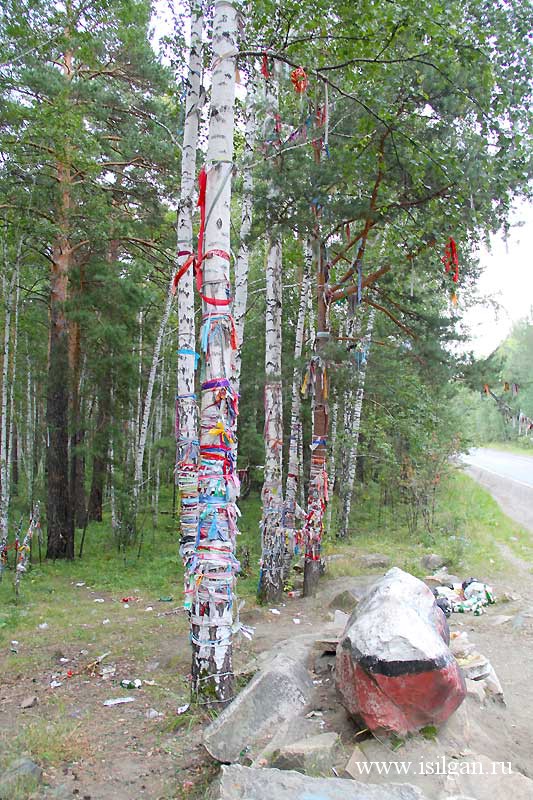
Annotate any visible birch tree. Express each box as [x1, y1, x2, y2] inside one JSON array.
[[258, 234, 284, 603], [338, 308, 375, 538], [284, 240, 312, 560], [176, 0, 203, 619], [187, 0, 241, 704], [0, 254, 19, 576]]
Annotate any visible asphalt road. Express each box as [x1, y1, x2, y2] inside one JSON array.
[[462, 447, 533, 532], [462, 447, 533, 489]]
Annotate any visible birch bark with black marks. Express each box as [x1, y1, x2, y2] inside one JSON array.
[[231, 91, 256, 397], [284, 241, 312, 565], [0, 257, 18, 574], [338, 308, 375, 538], [190, 0, 239, 705], [133, 292, 174, 506], [177, 0, 203, 589], [258, 234, 284, 603]]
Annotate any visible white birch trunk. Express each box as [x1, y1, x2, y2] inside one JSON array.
[[0, 264, 17, 576], [284, 241, 312, 558], [258, 235, 284, 603], [153, 356, 164, 527], [134, 293, 173, 502], [25, 353, 34, 503], [338, 309, 375, 538], [190, 0, 240, 704], [231, 93, 256, 397], [177, 0, 203, 606], [7, 271, 19, 497]]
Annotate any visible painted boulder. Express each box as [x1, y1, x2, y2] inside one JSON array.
[[336, 567, 466, 736]]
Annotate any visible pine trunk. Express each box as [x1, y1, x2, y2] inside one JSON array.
[[190, 0, 239, 706], [46, 152, 73, 560], [258, 235, 284, 603]]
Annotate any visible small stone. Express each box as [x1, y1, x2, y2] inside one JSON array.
[[208, 764, 426, 800], [421, 554, 447, 571], [357, 553, 391, 569], [333, 609, 349, 629], [20, 695, 38, 709], [490, 615, 512, 626], [344, 744, 369, 779], [465, 678, 485, 703], [328, 589, 361, 613], [145, 708, 162, 719], [271, 732, 340, 774], [0, 757, 43, 791], [458, 653, 491, 681]]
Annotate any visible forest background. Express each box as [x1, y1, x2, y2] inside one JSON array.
[[0, 0, 532, 700]]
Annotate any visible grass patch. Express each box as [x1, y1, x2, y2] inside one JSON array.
[[324, 467, 533, 580], [485, 440, 533, 456]]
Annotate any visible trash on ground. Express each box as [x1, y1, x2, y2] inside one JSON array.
[[103, 696, 136, 706], [270, 608, 280, 615], [38, 622, 49, 630], [177, 703, 190, 715], [432, 574, 495, 615], [120, 678, 142, 689], [50, 680, 62, 689]]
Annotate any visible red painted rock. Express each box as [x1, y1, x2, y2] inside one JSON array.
[[336, 568, 466, 736]]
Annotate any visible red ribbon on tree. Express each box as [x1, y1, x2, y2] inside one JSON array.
[[291, 66, 308, 94], [442, 237, 459, 283], [261, 52, 271, 80]]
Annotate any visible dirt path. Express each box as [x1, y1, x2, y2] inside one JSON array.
[[2, 495, 533, 799]]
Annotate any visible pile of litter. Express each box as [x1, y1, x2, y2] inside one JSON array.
[[430, 573, 495, 616]]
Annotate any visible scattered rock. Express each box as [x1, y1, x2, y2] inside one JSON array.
[[336, 568, 465, 736], [500, 591, 519, 603], [0, 758, 43, 795], [208, 764, 428, 799], [441, 753, 533, 800], [20, 695, 38, 709], [421, 554, 447, 571], [333, 609, 349, 629], [328, 588, 361, 613], [465, 678, 486, 703], [145, 708, 162, 719], [357, 553, 392, 569], [457, 653, 491, 681], [490, 614, 512, 626], [424, 569, 461, 589], [344, 744, 369, 779], [314, 652, 336, 675], [271, 732, 340, 774], [203, 637, 314, 763]]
